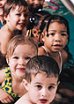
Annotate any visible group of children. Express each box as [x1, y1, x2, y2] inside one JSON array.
[[0, 0, 73, 104]]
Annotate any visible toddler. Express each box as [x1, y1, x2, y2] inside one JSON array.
[[15, 55, 60, 104], [0, 35, 38, 103], [38, 14, 69, 73]]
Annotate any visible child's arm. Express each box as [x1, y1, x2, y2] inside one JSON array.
[[0, 88, 14, 103], [0, 70, 14, 103]]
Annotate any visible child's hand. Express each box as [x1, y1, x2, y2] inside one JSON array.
[[0, 88, 14, 103]]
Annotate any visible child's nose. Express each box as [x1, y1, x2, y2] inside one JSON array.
[[41, 88, 48, 97], [54, 34, 61, 42], [18, 58, 26, 66], [20, 14, 25, 21]]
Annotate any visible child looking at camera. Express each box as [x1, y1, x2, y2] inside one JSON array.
[[0, 35, 38, 103], [38, 15, 69, 73], [15, 55, 60, 104]]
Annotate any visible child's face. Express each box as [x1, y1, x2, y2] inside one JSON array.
[[42, 22, 68, 53], [0, 0, 7, 7], [7, 44, 37, 79], [25, 72, 58, 104], [6, 5, 28, 30]]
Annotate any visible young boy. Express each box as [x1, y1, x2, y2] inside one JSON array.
[[15, 55, 60, 104]]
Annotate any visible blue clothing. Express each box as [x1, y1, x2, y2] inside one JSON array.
[[0, 22, 3, 29]]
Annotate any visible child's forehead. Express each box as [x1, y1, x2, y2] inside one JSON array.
[[11, 5, 28, 13], [31, 72, 58, 84]]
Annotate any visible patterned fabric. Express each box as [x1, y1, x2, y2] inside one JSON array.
[[1, 67, 18, 99]]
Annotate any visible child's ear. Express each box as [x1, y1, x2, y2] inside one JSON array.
[[42, 30, 47, 42], [4, 14, 8, 21], [22, 79, 29, 91]]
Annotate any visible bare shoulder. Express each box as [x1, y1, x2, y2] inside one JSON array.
[[0, 69, 5, 83], [38, 46, 46, 55], [15, 93, 30, 104], [61, 49, 68, 62]]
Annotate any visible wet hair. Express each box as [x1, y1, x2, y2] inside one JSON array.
[[40, 14, 70, 40], [4, 0, 28, 16], [6, 35, 38, 59], [25, 55, 60, 82]]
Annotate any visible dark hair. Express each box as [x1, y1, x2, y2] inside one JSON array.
[[27, 10, 51, 30], [25, 55, 60, 82], [4, 0, 28, 16], [40, 14, 70, 40]]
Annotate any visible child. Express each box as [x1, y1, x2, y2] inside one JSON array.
[[15, 55, 60, 104], [0, 0, 29, 55], [0, 35, 38, 103], [0, 0, 29, 68], [38, 14, 69, 73]]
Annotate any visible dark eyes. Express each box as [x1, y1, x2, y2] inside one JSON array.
[[47, 33, 55, 37], [25, 57, 31, 60], [48, 86, 55, 90], [16, 13, 28, 17], [16, 13, 21, 16], [47, 33, 67, 37], [61, 33, 67, 36], [36, 85, 42, 90], [13, 56, 19, 59]]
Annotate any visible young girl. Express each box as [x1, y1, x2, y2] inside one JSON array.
[[38, 14, 69, 73], [0, 35, 38, 103], [15, 55, 60, 104]]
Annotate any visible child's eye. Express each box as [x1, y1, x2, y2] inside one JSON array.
[[48, 86, 55, 90], [36, 85, 42, 90], [47, 33, 55, 37], [16, 13, 21, 16], [61, 33, 67, 36], [50, 33, 55, 36], [25, 57, 31, 60], [24, 14, 28, 17], [13, 56, 19, 59]]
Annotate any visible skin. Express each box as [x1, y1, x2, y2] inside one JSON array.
[[0, 0, 7, 8], [42, 22, 68, 53], [5, 5, 28, 31], [15, 72, 59, 104], [0, 0, 7, 23], [0, 44, 37, 103], [7, 44, 37, 80], [38, 22, 68, 64], [0, 5, 28, 55]]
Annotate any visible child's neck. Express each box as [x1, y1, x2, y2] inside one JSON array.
[[44, 46, 60, 56], [12, 74, 26, 97], [6, 23, 14, 33]]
